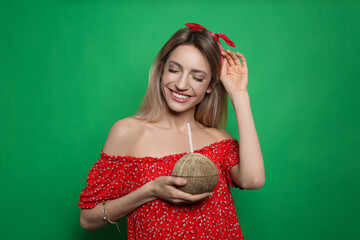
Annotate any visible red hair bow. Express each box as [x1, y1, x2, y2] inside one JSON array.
[[185, 23, 236, 52]]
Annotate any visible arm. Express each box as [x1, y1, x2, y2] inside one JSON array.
[[80, 119, 212, 231], [80, 181, 155, 231], [80, 177, 212, 231], [221, 50, 265, 190]]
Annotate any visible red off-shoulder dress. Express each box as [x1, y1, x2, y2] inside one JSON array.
[[78, 139, 244, 239]]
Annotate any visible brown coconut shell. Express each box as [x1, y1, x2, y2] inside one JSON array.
[[172, 153, 219, 194]]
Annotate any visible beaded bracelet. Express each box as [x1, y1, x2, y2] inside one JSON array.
[[102, 200, 121, 233]]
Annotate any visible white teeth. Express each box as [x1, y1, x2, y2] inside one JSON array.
[[172, 91, 190, 99]]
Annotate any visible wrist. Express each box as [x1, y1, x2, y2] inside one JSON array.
[[143, 181, 157, 201], [228, 89, 249, 102]]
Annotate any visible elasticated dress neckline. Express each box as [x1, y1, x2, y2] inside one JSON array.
[[79, 138, 244, 239], [100, 138, 236, 162]]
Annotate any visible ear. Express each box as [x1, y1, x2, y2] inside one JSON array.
[[206, 79, 217, 93]]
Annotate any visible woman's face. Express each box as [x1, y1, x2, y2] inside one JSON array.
[[161, 44, 212, 114]]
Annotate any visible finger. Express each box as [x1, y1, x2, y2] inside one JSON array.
[[171, 191, 213, 205], [220, 57, 228, 77], [228, 50, 241, 65], [175, 190, 213, 202], [168, 177, 187, 186], [191, 192, 213, 202], [184, 193, 213, 204], [236, 52, 248, 68], [226, 49, 236, 66], [222, 50, 235, 66]]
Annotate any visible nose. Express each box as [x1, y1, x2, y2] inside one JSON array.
[[175, 74, 189, 91]]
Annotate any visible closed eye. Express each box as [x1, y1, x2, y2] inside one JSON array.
[[168, 68, 179, 73], [192, 76, 204, 82]]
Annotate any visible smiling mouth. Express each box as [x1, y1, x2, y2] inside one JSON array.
[[169, 89, 192, 102]]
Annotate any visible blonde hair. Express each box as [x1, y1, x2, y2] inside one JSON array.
[[135, 27, 228, 128]]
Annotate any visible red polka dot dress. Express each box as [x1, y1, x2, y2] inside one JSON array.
[[78, 139, 244, 239]]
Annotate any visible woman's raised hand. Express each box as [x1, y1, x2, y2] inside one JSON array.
[[149, 176, 213, 205], [220, 50, 249, 96]]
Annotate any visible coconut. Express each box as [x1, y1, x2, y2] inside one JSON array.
[[172, 153, 219, 194]]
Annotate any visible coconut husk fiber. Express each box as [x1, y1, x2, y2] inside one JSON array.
[[172, 153, 219, 194]]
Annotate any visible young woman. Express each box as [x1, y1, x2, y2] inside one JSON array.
[[78, 23, 265, 239]]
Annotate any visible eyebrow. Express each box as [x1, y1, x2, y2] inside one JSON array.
[[168, 60, 208, 76]]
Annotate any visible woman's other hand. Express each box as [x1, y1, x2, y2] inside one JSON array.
[[220, 50, 249, 96], [148, 176, 213, 205]]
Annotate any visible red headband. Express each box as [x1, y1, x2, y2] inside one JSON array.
[[185, 23, 235, 53]]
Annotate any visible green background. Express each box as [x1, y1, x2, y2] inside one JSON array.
[[1, 0, 359, 239]]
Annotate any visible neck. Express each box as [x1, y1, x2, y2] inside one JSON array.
[[157, 107, 201, 132]]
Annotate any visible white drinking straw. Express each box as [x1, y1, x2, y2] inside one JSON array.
[[187, 122, 194, 153]]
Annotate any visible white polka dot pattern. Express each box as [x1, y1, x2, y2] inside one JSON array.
[[78, 139, 244, 239]]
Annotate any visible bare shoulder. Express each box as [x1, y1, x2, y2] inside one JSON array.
[[217, 128, 234, 140], [202, 126, 234, 142], [102, 117, 146, 156]]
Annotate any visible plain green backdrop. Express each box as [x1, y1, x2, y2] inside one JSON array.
[[1, 0, 359, 239]]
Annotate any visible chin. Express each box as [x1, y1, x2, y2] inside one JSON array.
[[167, 104, 195, 114]]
